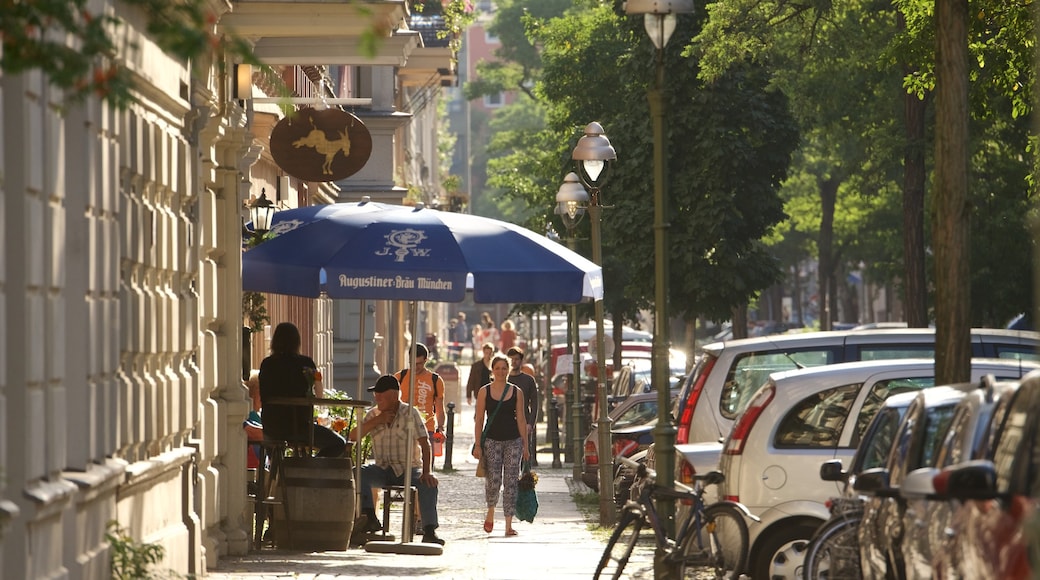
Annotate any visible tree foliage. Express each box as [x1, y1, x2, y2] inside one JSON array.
[[486, 2, 800, 325]]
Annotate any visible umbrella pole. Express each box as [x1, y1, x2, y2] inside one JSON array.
[[401, 299, 418, 542], [364, 300, 442, 555], [355, 299, 366, 529]]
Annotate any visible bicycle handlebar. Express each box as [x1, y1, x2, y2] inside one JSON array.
[[617, 455, 723, 495]]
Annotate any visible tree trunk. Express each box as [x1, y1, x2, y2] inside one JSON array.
[[933, 0, 972, 385], [732, 305, 748, 339], [900, 10, 930, 328], [818, 177, 839, 331]]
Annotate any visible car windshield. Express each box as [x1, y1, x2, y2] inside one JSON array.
[[720, 350, 837, 419], [612, 400, 659, 429]]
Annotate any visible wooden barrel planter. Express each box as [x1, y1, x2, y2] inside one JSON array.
[[273, 456, 355, 551]]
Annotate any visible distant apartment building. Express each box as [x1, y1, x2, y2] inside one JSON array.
[[448, 0, 517, 214]]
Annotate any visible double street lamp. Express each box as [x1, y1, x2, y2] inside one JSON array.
[[625, 0, 693, 575], [555, 173, 588, 479], [559, 122, 617, 526]]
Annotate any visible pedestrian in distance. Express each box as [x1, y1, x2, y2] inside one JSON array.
[[499, 319, 517, 352], [471, 323, 483, 359], [393, 342, 445, 443], [466, 342, 495, 406], [350, 375, 444, 545], [259, 322, 346, 458], [506, 347, 538, 452], [480, 311, 499, 349], [454, 312, 469, 360], [473, 354, 529, 537], [447, 318, 460, 360]]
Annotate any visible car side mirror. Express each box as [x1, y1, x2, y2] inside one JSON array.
[[901, 467, 938, 498], [932, 460, 999, 500], [819, 459, 846, 482], [853, 467, 892, 496]]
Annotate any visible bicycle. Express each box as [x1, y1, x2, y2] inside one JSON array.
[[802, 497, 863, 580], [594, 455, 756, 580]]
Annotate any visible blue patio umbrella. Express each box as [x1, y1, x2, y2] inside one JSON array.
[[242, 200, 603, 552], [242, 200, 603, 304]]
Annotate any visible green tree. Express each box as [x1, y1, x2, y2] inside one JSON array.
[[696, 0, 1036, 339], [533, 3, 800, 329]]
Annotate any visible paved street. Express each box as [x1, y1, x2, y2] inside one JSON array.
[[209, 367, 656, 579]]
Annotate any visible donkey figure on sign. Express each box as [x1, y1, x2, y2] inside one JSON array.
[[292, 118, 352, 176]]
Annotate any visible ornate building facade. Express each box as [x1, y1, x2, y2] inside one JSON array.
[[0, 0, 454, 577]]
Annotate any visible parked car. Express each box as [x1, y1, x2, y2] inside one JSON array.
[[652, 328, 1040, 491], [581, 388, 679, 491], [930, 369, 1040, 579], [607, 360, 685, 409], [802, 389, 922, 580], [716, 358, 1037, 580], [854, 380, 1010, 579], [897, 376, 1021, 579]]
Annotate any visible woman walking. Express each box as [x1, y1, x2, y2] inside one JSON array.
[[473, 354, 529, 536]]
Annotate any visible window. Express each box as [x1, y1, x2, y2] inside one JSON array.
[[891, 402, 957, 483], [994, 346, 1040, 362], [992, 401, 1028, 493], [775, 383, 860, 448], [483, 92, 503, 108], [854, 407, 905, 473], [614, 401, 658, 430], [854, 377, 934, 442], [935, 405, 973, 468], [720, 349, 836, 419], [859, 346, 935, 361]]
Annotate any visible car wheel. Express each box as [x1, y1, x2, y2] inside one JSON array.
[[751, 521, 819, 580]]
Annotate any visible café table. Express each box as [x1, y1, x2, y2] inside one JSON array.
[[253, 396, 371, 550]]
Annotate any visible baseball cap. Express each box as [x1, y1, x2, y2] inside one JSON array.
[[368, 375, 401, 393]]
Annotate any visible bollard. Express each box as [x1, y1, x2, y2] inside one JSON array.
[[549, 398, 562, 468], [530, 390, 539, 468], [444, 402, 455, 470]]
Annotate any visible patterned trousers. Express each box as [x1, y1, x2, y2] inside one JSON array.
[[483, 437, 523, 517]]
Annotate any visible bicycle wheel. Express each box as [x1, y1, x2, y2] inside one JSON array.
[[802, 514, 862, 580], [594, 507, 646, 580], [678, 503, 749, 580]]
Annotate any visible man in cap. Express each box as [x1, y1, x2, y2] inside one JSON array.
[[350, 375, 444, 545]]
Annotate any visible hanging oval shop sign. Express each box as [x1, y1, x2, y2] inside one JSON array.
[[270, 108, 373, 182]]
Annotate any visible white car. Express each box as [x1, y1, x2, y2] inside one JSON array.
[[660, 328, 1039, 489], [716, 358, 1038, 580]]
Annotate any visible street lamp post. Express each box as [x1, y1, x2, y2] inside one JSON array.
[[571, 122, 617, 526], [624, 0, 693, 577], [555, 174, 589, 480]]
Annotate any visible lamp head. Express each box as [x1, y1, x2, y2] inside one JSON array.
[[624, 0, 694, 49], [571, 122, 617, 190], [556, 172, 589, 230], [250, 189, 276, 234]]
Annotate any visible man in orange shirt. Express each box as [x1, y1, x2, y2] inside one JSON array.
[[393, 343, 446, 441]]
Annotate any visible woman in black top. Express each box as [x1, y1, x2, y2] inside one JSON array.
[[473, 354, 529, 536], [259, 322, 345, 457]]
